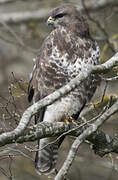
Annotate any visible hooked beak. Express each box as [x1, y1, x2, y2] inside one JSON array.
[[47, 16, 55, 26]]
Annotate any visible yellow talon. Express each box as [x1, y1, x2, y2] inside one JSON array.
[[65, 119, 70, 124], [65, 117, 75, 124]]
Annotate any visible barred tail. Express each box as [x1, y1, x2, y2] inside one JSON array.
[[35, 138, 58, 175]]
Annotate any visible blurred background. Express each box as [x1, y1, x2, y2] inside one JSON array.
[[0, 0, 118, 179]]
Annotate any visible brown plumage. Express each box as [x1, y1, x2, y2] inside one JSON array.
[[28, 4, 101, 176]]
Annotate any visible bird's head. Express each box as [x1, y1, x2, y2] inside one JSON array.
[[47, 4, 72, 28], [47, 4, 89, 36]]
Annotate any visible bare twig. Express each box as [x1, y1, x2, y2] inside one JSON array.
[[102, 76, 118, 81], [81, 0, 116, 53], [0, 21, 40, 53], [101, 80, 108, 102]]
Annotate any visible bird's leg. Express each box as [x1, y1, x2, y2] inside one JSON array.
[[65, 116, 78, 126]]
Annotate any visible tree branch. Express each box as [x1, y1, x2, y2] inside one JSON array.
[[0, 99, 118, 157], [81, 0, 116, 53], [55, 99, 118, 180], [0, 52, 118, 147], [80, 0, 118, 12], [0, 9, 50, 24]]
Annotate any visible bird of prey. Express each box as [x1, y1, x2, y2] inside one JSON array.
[[28, 4, 101, 176]]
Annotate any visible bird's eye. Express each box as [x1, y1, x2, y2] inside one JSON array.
[[55, 13, 66, 19]]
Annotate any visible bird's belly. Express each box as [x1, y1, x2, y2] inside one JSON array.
[[43, 73, 100, 123], [43, 92, 83, 123]]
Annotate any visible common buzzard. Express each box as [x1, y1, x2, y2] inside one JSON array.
[[28, 4, 101, 175]]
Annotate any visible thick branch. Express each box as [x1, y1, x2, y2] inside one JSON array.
[[0, 52, 118, 147], [0, 100, 118, 157]]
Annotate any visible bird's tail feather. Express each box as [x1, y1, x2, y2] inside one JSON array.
[[35, 137, 58, 175]]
